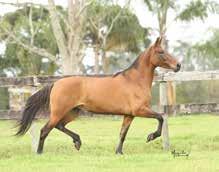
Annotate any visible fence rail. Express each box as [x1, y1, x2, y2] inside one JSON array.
[[0, 71, 219, 87], [1, 102, 218, 120], [0, 110, 48, 120], [155, 70, 219, 81]]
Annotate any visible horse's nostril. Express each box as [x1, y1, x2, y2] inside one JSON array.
[[174, 63, 181, 72], [177, 63, 181, 69]]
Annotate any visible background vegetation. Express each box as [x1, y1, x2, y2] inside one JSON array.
[[0, 0, 218, 109]]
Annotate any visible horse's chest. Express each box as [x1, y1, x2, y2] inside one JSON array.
[[135, 87, 151, 99], [130, 89, 151, 106]]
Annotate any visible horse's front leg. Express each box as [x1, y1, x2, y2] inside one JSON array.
[[134, 107, 164, 142], [116, 115, 134, 154]]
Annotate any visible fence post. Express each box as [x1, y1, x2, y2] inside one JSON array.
[[159, 81, 170, 150], [167, 81, 176, 115]]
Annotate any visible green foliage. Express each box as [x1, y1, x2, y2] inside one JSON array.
[[178, 0, 219, 21], [107, 10, 144, 52], [0, 6, 58, 76], [193, 29, 219, 59], [85, 1, 150, 74], [145, 0, 219, 22], [145, 0, 176, 12], [144, 0, 219, 33], [144, 0, 153, 11], [177, 81, 210, 104], [0, 115, 219, 172], [87, 2, 148, 53], [0, 2, 148, 76], [174, 29, 219, 71]]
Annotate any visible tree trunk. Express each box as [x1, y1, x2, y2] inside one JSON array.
[[102, 50, 110, 74], [48, 0, 71, 74], [67, 0, 86, 74], [94, 45, 100, 74], [48, 0, 86, 75]]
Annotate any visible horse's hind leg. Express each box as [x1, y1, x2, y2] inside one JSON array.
[[37, 116, 60, 154], [55, 113, 81, 150]]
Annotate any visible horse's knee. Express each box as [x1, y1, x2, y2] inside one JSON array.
[[157, 115, 163, 123], [154, 113, 163, 123]]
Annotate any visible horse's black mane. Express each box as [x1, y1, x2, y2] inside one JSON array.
[[62, 74, 112, 78], [112, 54, 141, 77], [84, 74, 112, 77]]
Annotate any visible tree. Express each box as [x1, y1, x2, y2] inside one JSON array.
[[87, 0, 149, 73], [192, 29, 219, 70], [174, 28, 219, 71], [0, 1, 92, 75], [0, 1, 150, 75], [0, 5, 58, 76], [144, 0, 219, 37], [47, 0, 90, 74]]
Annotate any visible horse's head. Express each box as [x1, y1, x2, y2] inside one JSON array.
[[150, 37, 181, 72]]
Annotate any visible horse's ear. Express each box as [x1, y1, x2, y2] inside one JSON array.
[[155, 37, 160, 46], [155, 37, 162, 46], [159, 37, 163, 45]]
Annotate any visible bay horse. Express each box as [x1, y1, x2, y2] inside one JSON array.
[[16, 37, 181, 154]]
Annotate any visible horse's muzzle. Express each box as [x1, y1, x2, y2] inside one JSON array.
[[174, 63, 181, 72]]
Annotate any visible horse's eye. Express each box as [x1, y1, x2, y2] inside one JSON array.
[[158, 51, 165, 59], [159, 51, 164, 55]]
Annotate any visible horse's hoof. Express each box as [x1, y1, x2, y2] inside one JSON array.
[[74, 141, 81, 151], [36, 150, 43, 154], [146, 133, 155, 142], [116, 150, 123, 155]]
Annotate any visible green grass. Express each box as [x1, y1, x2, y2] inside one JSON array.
[[0, 115, 219, 172]]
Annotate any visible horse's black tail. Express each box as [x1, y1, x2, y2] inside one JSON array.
[[15, 84, 53, 136]]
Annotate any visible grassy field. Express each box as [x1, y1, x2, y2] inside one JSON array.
[[0, 115, 219, 172]]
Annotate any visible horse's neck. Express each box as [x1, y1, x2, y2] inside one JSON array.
[[126, 51, 155, 89]]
